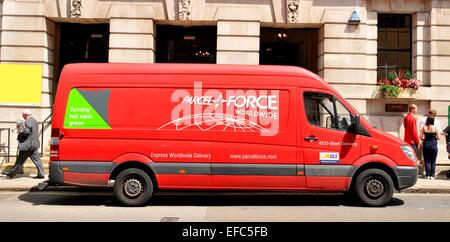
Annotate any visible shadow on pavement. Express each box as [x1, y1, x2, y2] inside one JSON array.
[[18, 191, 405, 207]]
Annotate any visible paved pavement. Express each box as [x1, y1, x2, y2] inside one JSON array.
[[0, 192, 449, 221], [0, 173, 449, 193], [0, 174, 51, 191]]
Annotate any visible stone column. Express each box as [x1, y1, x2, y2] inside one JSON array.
[[0, 0, 55, 153], [430, 3, 450, 87], [413, 13, 431, 86], [215, 7, 261, 64], [109, 5, 155, 63]]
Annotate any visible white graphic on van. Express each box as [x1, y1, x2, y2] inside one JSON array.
[[158, 113, 269, 132], [158, 82, 280, 136], [182, 93, 278, 111]]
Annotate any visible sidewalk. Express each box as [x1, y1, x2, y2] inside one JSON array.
[[402, 177, 450, 193], [0, 174, 50, 191], [0, 173, 449, 193]]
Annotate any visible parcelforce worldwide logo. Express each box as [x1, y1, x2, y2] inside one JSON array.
[[158, 82, 280, 136]]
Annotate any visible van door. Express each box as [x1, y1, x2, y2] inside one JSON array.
[[300, 90, 361, 190], [209, 86, 305, 189]]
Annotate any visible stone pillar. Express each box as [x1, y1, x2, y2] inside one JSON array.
[[319, 19, 377, 85], [413, 13, 431, 86], [430, 2, 450, 87], [215, 7, 261, 64], [217, 21, 260, 64], [0, 0, 55, 153], [109, 5, 155, 63]]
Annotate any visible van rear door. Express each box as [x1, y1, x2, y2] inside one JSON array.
[[300, 89, 361, 190]]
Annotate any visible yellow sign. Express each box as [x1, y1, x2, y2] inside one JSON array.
[[0, 64, 42, 105]]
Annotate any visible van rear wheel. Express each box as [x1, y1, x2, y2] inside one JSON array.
[[354, 168, 394, 207], [114, 168, 153, 207]]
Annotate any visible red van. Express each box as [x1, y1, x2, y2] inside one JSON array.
[[49, 63, 417, 207]]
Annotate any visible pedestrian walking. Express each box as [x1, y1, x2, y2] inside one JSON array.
[[4, 109, 45, 179], [403, 104, 421, 157], [420, 116, 440, 180]]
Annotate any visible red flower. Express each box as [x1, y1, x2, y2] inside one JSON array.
[[401, 79, 410, 88], [393, 78, 401, 87]]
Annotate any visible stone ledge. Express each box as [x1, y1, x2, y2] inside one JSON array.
[[214, 6, 262, 22], [108, 4, 155, 19]]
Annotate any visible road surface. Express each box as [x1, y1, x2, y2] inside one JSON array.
[[0, 191, 449, 222]]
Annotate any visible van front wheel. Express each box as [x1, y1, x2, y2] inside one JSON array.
[[354, 168, 394, 207], [114, 168, 153, 206]]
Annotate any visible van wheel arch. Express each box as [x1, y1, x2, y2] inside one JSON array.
[[349, 162, 399, 192], [110, 161, 158, 190]]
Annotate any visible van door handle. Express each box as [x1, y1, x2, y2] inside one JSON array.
[[304, 135, 319, 142]]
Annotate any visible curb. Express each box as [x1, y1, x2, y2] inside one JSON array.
[[400, 188, 450, 194]]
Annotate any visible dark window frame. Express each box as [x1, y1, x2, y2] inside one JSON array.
[[377, 14, 412, 79]]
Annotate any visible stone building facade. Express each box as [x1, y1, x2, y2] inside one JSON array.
[[0, 0, 449, 162]]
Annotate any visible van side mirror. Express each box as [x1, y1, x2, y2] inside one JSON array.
[[354, 114, 360, 129], [351, 115, 370, 136]]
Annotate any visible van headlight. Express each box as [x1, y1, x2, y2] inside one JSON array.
[[401, 145, 416, 162]]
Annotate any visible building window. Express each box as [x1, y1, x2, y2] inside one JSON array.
[[377, 14, 412, 79], [260, 28, 318, 73], [155, 25, 217, 63], [58, 23, 109, 70]]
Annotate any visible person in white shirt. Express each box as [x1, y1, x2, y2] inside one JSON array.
[[420, 109, 441, 132]]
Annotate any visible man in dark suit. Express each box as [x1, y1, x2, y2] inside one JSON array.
[[5, 109, 45, 179]]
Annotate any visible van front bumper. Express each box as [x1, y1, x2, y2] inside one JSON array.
[[49, 161, 64, 185], [394, 166, 418, 190]]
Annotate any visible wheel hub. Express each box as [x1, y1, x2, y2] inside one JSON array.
[[124, 178, 143, 198], [365, 178, 385, 198]]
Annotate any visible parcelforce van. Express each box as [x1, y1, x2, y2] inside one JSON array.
[[49, 64, 418, 207]]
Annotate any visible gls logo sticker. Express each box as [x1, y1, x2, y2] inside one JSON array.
[[319, 152, 340, 164]]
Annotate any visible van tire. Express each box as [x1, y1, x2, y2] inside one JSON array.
[[354, 168, 394, 207], [114, 168, 153, 207]]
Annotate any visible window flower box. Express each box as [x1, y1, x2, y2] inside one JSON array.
[[378, 69, 421, 99], [383, 87, 418, 99]]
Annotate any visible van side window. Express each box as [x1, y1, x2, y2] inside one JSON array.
[[304, 92, 355, 132], [335, 99, 354, 131]]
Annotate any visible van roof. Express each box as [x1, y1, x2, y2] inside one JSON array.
[[61, 63, 330, 89]]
